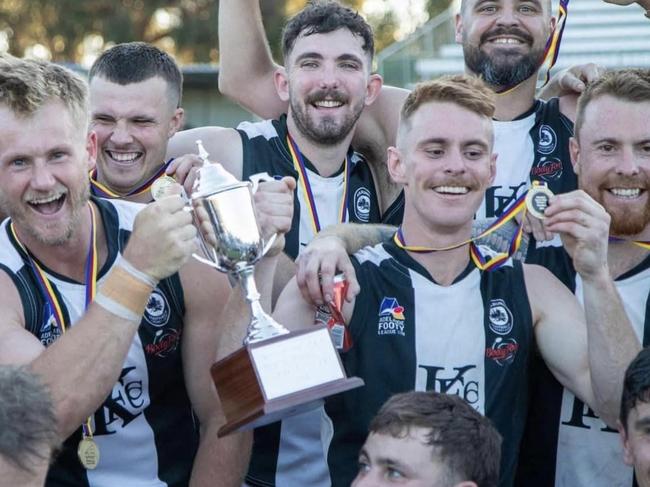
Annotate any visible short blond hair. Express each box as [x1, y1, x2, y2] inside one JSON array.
[[397, 75, 495, 147], [0, 54, 89, 128]]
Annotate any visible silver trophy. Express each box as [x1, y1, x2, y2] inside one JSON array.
[[191, 140, 289, 344], [191, 141, 363, 437]]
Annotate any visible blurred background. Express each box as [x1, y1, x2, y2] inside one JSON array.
[[1, 0, 648, 128]]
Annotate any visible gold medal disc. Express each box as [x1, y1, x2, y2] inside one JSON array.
[[151, 175, 177, 201], [525, 183, 554, 219], [77, 437, 100, 470]]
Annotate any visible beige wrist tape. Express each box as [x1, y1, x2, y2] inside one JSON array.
[[96, 256, 157, 320]]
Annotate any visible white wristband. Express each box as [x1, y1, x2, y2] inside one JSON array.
[[119, 254, 159, 288], [95, 292, 142, 323]]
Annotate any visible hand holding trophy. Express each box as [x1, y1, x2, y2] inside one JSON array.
[[190, 142, 363, 437]]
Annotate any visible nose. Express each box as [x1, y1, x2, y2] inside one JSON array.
[[318, 62, 340, 90], [109, 119, 133, 145], [30, 161, 57, 191], [616, 146, 640, 176], [495, 5, 520, 27], [443, 149, 467, 175]]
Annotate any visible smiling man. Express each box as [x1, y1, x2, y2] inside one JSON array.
[[270, 75, 639, 487]]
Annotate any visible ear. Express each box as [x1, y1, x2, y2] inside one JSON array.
[[569, 137, 580, 175], [167, 107, 184, 138], [274, 67, 290, 103], [387, 146, 407, 185], [455, 13, 464, 44], [86, 131, 98, 172], [549, 14, 557, 34], [618, 419, 635, 467], [488, 152, 497, 185], [364, 73, 383, 107]]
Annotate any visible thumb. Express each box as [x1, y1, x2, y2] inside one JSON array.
[[282, 176, 297, 192]]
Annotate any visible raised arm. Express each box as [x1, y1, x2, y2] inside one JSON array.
[[532, 190, 640, 426], [217, 0, 287, 119], [0, 197, 197, 439]]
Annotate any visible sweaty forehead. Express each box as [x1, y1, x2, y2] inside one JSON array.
[[461, 0, 552, 13], [289, 29, 370, 63]]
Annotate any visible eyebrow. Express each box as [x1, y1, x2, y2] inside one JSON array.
[[418, 138, 490, 149]]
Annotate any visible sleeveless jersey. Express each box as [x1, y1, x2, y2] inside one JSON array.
[[385, 98, 577, 225], [238, 114, 382, 260], [239, 115, 383, 487], [516, 246, 650, 487], [325, 240, 534, 487], [0, 198, 198, 487]]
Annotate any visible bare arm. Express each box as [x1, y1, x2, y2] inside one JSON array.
[[217, 0, 286, 119], [533, 190, 641, 426], [166, 127, 244, 180], [0, 197, 197, 439], [181, 259, 249, 487]]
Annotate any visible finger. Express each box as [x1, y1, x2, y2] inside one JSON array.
[[319, 259, 337, 304], [296, 254, 325, 306], [340, 260, 360, 302]]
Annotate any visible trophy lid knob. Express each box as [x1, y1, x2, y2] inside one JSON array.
[[192, 140, 240, 197]]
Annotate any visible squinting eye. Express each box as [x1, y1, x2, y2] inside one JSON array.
[[386, 467, 405, 480]]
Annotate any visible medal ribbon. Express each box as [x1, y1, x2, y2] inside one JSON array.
[[286, 134, 350, 234], [609, 236, 650, 250], [10, 202, 98, 440], [498, 0, 570, 94], [89, 159, 174, 198], [393, 192, 528, 271]]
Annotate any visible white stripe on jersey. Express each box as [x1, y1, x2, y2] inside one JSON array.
[[411, 268, 486, 414], [47, 269, 164, 487], [554, 268, 650, 487]]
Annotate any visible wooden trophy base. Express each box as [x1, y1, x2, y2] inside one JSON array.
[[211, 325, 364, 437]]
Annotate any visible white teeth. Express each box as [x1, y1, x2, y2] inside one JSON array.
[[108, 151, 140, 162], [434, 186, 469, 194], [29, 194, 62, 205], [314, 100, 343, 108], [492, 37, 522, 44], [610, 188, 641, 198]]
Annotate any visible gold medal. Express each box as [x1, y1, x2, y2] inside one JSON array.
[[77, 437, 100, 470], [525, 182, 554, 219], [151, 175, 177, 201]]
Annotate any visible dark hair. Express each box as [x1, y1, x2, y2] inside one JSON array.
[[0, 366, 59, 474], [370, 391, 501, 487], [89, 42, 183, 107], [620, 347, 650, 432], [575, 68, 650, 140], [281, 1, 374, 62]]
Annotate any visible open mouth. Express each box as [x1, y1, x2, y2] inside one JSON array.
[[104, 150, 143, 165], [608, 188, 644, 199], [433, 185, 470, 195], [27, 193, 66, 215], [312, 99, 345, 109], [487, 36, 525, 45]]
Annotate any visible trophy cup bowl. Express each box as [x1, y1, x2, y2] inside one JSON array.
[[191, 168, 363, 437]]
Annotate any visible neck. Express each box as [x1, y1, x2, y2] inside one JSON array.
[[400, 216, 473, 286], [14, 202, 108, 282], [608, 229, 650, 278], [488, 74, 538, 121], [286, 115, 353, 177], [123, 191, 153, 204]]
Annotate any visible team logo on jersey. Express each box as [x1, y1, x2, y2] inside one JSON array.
[[488, 299, 513, 335], [144, 290, 170, 327], [145, 328, 181, 358], [92, 366, 145, 436], [485, 337, 519, 366], [39, 303, 62, 346], [419, 364, 480, 407], [538, 125, 557, 155], [377, 297, 406, 336], [531, 156, 563, 182], [354, 187, 371, 222]]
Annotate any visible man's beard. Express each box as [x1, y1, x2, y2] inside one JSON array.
[[290, 88, 364, 145], [0, 181, 90, 246], [463, 27, 544, 88], [583, 180, 650, 236]]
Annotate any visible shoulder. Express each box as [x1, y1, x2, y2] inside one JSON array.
[[237, 118, 282, 142]]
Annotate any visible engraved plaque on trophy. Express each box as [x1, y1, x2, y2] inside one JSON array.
[[190, 142, 363, 437]]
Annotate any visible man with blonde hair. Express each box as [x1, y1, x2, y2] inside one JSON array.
[[270, 74, 638, 486], [0, 55, 293, 487]]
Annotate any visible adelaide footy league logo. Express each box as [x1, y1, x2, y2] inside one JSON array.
[[377, 297, 406, 336]]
